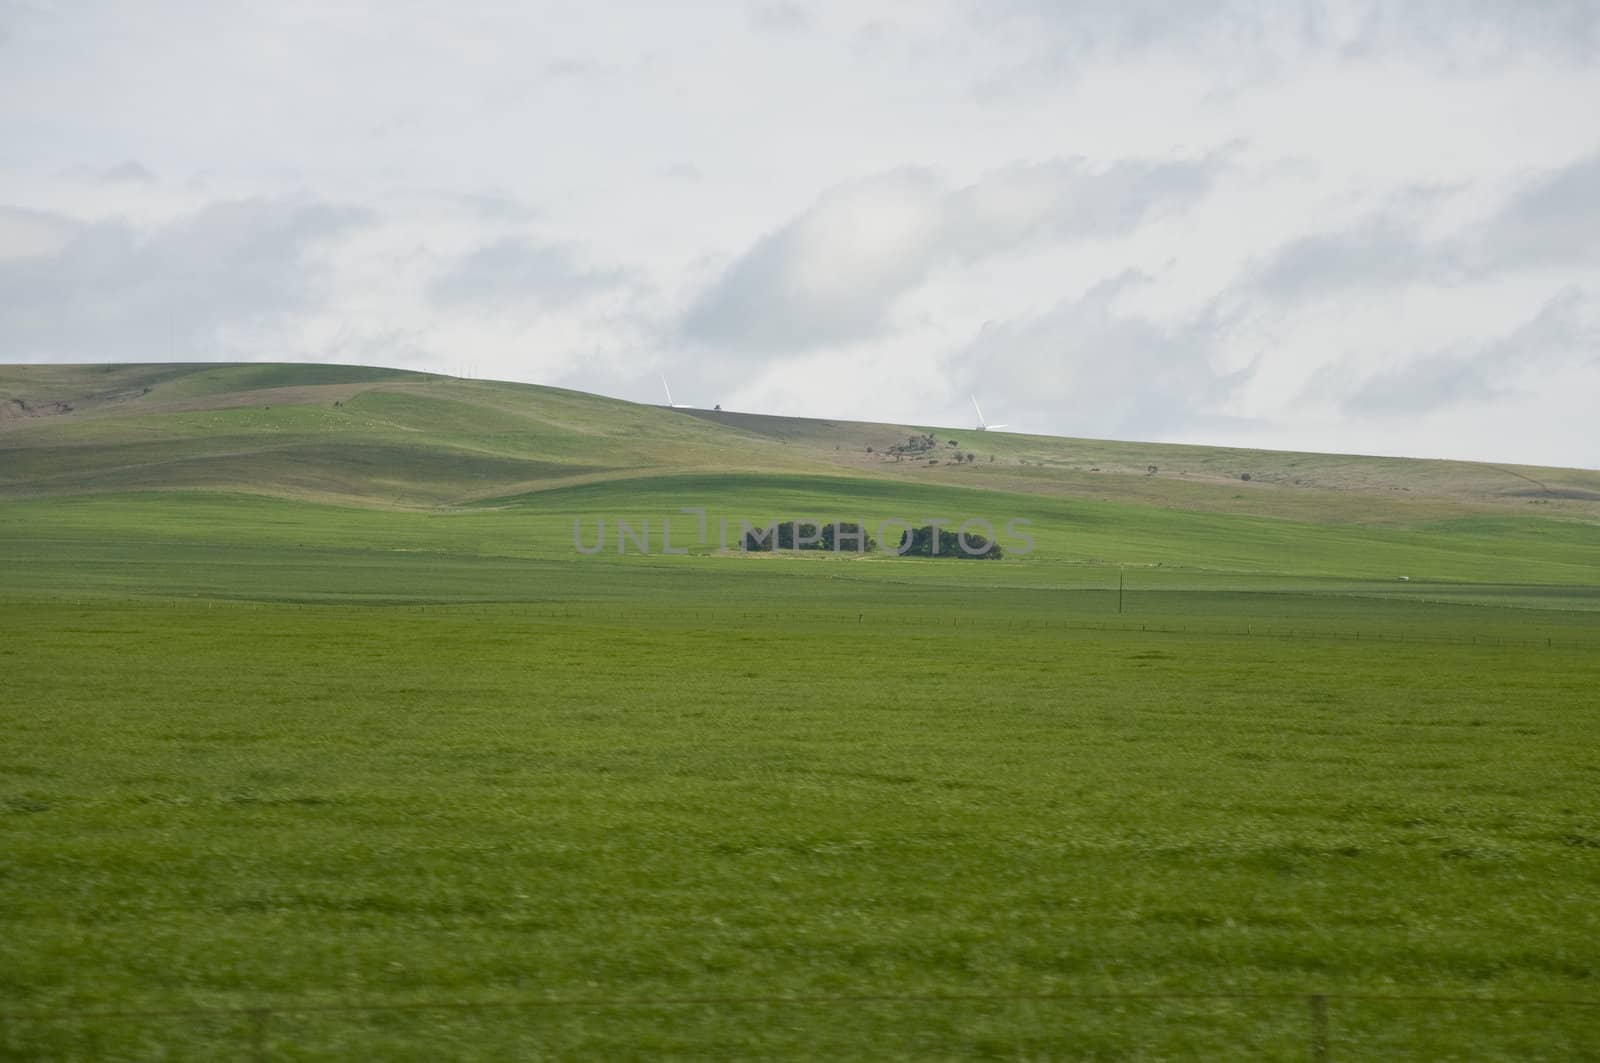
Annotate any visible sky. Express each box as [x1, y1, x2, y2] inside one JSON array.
[[2, 0, 1598, 467]]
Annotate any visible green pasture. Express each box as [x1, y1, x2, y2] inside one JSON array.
[[2, 592, 1598, 1059], [3, 363, 1599, 1057]]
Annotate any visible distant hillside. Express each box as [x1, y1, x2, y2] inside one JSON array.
[[2, 362, 1597, 524]]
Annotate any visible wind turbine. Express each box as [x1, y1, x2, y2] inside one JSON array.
[[660, 375, 691, 409], [972, 395, 1007, 431]]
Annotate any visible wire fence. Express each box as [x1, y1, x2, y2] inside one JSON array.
[[6, 990, 1599, 1062]]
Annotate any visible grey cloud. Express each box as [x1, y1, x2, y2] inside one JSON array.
[[1245, 152, 1600, 305], [1475, 152, 1600, 269], [53, 161, 156, 185], [1340, 351, 1504, 416], [54, 161, 158, 184], [978, 1, 1600, 67], [968, 2, 1600, 104], [1252, 221, 1451, 302], [99, 160, 156, 184], [0, 0, 42, 49], [1331, 1, 1600, 65], [749, 2, 812, 33], [658, 162, 703, 181], [942, 158, 1216, 256], [456, 191, 539, 222], [976, 1, 1244, 59], [0, 198, 368, 361], [543, 57, 601, 80], [0, 205, 80, 259], [684, 156, 1219, 355], [428, 237, 631, 309], [1342, 288, 1596, 416], [954, 272, 1253, 440]]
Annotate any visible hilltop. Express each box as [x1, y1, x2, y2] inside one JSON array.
[[3, 362, 1597, 526]]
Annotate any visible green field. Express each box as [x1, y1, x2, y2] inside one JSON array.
[[2, 364, 1598, 1059]]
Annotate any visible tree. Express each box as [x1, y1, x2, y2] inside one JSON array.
[[894, 525, 1002, 559], [741, 521, 876, 553]]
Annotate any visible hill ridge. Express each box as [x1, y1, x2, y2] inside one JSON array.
[[2, 362, 1597, 523]]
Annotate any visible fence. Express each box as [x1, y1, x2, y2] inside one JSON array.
[[6, 990, 1599, 1061]]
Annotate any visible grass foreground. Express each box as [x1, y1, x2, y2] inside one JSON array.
[[3, 591, 1599, 1059]]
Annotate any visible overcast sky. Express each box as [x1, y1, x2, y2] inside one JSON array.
[[3, 1, 1598, 467]]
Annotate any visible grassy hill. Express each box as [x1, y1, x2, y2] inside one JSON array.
[[4, 361, 1598, 519], [4, 361, 1598, 602], [0, 363, 834, 507]]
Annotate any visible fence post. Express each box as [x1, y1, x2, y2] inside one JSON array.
[[1308, 994, 1329, 1062], [248, 1008, 271, 1063]]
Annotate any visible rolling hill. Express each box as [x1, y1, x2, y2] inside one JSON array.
[[3, 361, 1598, 523], [2, 361, 1597, 602]]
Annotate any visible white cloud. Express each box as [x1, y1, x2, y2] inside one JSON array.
[[682, 168, 947, 353], [0, 198, 368, 361], [683, 156, 1218, 354], [0, 1, 1597, 465], [429, 237, 634, 309], [949, 272, 1253, 439]]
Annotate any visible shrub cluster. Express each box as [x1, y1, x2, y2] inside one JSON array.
[[895, 525, 1002, 559], [739, 522, 1000, 558], [741, 521, 877, 552]]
